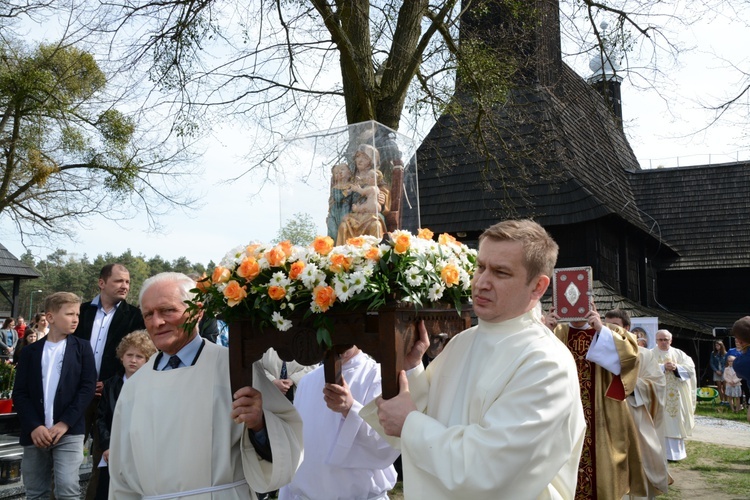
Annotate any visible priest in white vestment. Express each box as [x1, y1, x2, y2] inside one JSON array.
[[109, 273, 303, 499], [652, 329, 696, 461], [362, 219, 586, 499], [627, 344, 669, 499], [279, 346, 398, 500]]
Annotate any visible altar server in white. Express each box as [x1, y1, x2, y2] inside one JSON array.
[[109, 272, 303, 499], [362, 219, 586, 499], [652, 329, 696, 461], [279, 345, 398, 500]]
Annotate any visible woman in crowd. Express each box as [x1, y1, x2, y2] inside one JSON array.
[[12, 330, 37, 365], [0, 319, 17, 359], [710, 340, 727, 403]]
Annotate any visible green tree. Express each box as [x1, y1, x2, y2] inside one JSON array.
[[15, 249, 207, 314], [274, 212, 320, 246], [0, 39, 195, 242]]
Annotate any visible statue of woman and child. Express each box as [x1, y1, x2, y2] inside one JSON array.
[[326, 144, 391, 245]]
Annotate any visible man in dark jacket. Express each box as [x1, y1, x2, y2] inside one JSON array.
[[74, 263, 145, 499]]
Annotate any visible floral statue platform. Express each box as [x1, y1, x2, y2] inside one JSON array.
[[188, 229, 476, 399]]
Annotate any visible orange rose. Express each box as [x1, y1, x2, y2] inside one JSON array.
[[393, 233, 411, 254], [417, 228, 434, 240], [223, 280, 247, 307], [246, 244, 261, 256], [237, 257, 261, 281], [438, 233, 457, 246], [346, 236, 365, 247], [279, 240, 293, 257], [329, 254, 352, 273], [289, 261, 305, 280], [312, 236, 334, 255], [440, 263, 460, 287], [313, 285, 336, 312], [195, 274, 211, 292], [265, 246, 286, 267], [364, 247, 381, 261], [212, 266, 231, 284], [267, 286, 286, 301]]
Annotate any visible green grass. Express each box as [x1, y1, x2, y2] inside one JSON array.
[[656, 441, 750, 499], [695, 402, 750, 422]]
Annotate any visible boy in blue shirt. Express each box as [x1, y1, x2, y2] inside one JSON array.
[[13, 292, 97, 499]]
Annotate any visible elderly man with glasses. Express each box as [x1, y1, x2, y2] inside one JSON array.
[[652, 329, 696, 461]]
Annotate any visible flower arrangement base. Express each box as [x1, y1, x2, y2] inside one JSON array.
[[229, 304, 472, 399], [0, 399, 11, 414]]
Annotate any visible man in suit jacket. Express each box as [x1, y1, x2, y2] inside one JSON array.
[[74, 263, 145, 500]]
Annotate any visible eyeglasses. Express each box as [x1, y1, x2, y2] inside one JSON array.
[[656, 338, 670, 341]]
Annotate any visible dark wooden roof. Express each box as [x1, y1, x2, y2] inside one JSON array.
[[0, 243, 40, 280], [630, 162, 750, 271], [416, 64, 668, 248]]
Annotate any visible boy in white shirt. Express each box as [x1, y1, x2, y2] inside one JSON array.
[[13, 292, 97, 499]]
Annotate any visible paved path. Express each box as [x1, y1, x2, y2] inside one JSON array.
[[689, 415, 750, 448]]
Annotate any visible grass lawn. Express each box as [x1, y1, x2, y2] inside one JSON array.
[[695, 402, 750, 422], [656, 441, 750, 499]]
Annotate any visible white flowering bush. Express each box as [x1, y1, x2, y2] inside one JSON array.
[[186, 228, 476, 346]]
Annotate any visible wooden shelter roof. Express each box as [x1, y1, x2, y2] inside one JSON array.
[[0, 243, 40, 280]]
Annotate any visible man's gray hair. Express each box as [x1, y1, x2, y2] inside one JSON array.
[[656, 329, 672, 341], [139, 272, 196, 306]]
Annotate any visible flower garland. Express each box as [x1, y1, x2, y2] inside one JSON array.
[[187, 228, 476, 346]]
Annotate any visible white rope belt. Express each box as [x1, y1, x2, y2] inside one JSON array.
[[142, 479, 248, 499]]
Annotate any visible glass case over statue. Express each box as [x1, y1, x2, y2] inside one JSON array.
[[276, 120, 420, 241]]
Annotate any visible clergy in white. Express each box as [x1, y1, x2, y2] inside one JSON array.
[[279, 346, 398, 500], [652, 329, 696, 461], [109, 273, 303, 499], [362, 219, 586, 499], [628, 345, 669, 498]]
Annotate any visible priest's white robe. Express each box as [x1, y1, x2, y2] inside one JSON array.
[[652, 346, 696, 460], [361, 311, 586, 500], [109, 341, 303, 499], [279, 351, 398, 500], [627, 347, 669, 498]]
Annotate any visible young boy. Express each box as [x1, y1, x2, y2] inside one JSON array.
[[94, 330, 156, 500], [12, 292, 97, 499]]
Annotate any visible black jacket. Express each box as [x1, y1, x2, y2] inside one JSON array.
[[12, 336, 97, 446], [96, 373, 125, 452], [73, 300, 145, 381]]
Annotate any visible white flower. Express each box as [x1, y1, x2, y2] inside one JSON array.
[[333, 278, 353, 302], [271, 311, 293, 332], [300, 263, 321, 288], [428, 282, 445, 302], [347, 271, 367, 295], [406, 266, 424, 287], [221, 245, 247, 267], [270, 271, 291, 287]]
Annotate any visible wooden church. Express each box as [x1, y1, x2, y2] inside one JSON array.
[[410, 0, 750, 367]]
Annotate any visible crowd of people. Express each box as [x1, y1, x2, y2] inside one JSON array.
[[4, 218, 750, 499]]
